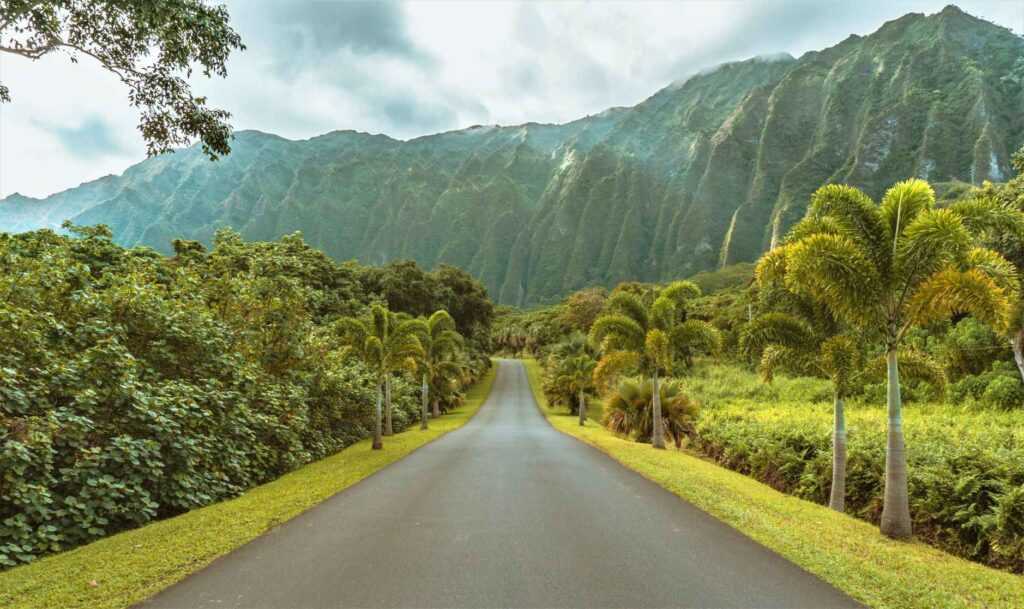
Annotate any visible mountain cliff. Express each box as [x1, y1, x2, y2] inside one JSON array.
[[2, 6, 1022, 305]]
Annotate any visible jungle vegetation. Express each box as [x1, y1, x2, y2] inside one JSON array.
[[0, 227, 492, 567], [518, 158, 1024, 571]]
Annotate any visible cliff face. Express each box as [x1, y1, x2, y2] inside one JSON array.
[[3, 6, 1022, 305]]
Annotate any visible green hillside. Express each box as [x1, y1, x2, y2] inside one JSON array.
[[2, 5, 1022, 305]]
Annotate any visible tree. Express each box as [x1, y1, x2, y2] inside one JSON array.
[[602, 377, 699, 448], [0, 1, 244, 158], [589, 281, 721, 449], [561, 287, 607, 333], [334, 304, 424, 449], [757, 179, 1020, 538], [415, 310, 465, 426], [741, 311, 944, 512], [553, 355, 596, 426]]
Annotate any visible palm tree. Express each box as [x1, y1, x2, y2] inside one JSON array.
[[554, 355, 596, 426], [603, 377, 700, 448], [334, 304, 425, 449], [416, 310, 465, 428], [589, 281, 721, 449], [757, 179, 1020, 538], [741, 311, 944, 512]]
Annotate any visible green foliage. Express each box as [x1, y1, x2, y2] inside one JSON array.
[[0, 227, 492, 568], [0, 1, 244, 158], [602, 377, 700, 448], [690, 372, 1024, 571]]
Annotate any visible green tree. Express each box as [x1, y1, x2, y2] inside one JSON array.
[[741, 312, 944, 512], [589, 281, 720, 449], [334, 304, 425, 449], [553, 355, 596, 426], [757, 179, 1020, 538], [0, 1, 245, 158], [602, 377, 699, 448], [415, 310, 465, 426]]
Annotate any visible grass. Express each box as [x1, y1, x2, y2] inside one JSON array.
[[522, 358, 1024, 609], [0, 365, 497, 609]]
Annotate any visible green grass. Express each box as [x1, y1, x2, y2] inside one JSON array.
[[523, 359, 1024, 609], [0, 365, 496, 609]]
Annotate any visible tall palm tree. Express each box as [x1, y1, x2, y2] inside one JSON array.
[[589, 281, 721, 449], [334, 304, 425, 449], [416, 310, 465, 428], [757, 179, 1020, 538], [741, 312, 944, 512], [554, 354, 596, 426]]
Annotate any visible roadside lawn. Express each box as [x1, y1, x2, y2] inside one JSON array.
[[523, 359, 1024, 609], [0, 365, 496, 609]]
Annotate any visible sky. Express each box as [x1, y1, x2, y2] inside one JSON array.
[[0, 0, 1022, 199]]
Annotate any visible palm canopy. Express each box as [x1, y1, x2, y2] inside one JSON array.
[[416, 310, 466, 400], [757, 180, 1022, 345], [333, 304, 425, 380], [589, 280, 721, 381]]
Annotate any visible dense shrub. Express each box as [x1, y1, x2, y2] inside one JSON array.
[[688, 365, 1024, 571], [0, 227, 487, 567]]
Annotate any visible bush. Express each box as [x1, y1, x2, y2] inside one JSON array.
[[0, 228, 480, 568], [688, 365, 1024, 572]]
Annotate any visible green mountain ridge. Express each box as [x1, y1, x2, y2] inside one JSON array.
[[2, 5, 1022, 305]]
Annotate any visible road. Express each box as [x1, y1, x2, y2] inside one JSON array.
[[141, 359, 861, 609]]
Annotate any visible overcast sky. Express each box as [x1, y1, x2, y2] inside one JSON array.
[[0, 0, 1022, 199]]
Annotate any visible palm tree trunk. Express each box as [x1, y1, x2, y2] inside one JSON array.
[[372, 383, 384, 450], [1012, 329, 1024, 385], [880, 349, 912, 539], [651, 373, 665, 449], [420, 373, 429, 430], [384, 375, 394, 436], [578, 389, 586, 426], [828, 391, 847, 512], [432, 398, 440, 418]]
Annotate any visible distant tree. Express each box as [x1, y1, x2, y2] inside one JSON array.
[[334, 304, 424, 449], [0, 0, 244, 158], [758, 179, 1020, 538], [415, 310, 465, 425], [561, 287, 607, 333], [589, 281, 720, 449], [553, 355, 596, 426]]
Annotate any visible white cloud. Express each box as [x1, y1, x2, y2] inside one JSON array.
[[1, 0, 1021, 198]]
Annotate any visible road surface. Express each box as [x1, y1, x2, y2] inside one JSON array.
[[141, 359, 861, 609]]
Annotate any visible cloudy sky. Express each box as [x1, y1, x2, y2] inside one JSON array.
[[0, 0, 1021, 199]]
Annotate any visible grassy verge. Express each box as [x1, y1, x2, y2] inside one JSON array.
[[523, 359, 1024, 609], [0, 365, 496, 609]]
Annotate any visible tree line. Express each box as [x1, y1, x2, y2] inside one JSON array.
[[0, 226, 493, 567]]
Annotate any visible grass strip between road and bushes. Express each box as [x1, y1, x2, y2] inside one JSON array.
[[522, 358, 1024, 609], [0, 365, 496, 609]]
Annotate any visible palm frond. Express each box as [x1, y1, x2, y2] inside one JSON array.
[[949, 195, 1024, 240], [739, 312, 816, 359], [606, 292, 649, 329], [808, 184, 890, 270], [784, 233, 884, 326], [907, 267, 1013, 333], [895, 208, 972, 290], [659, 280, 701, 305], [589, 314, 646, 352], [880, 178, 935, 247], [670, 319, 722, 356]]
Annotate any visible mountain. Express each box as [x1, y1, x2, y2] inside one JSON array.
[[2, 5, 1022, 305]]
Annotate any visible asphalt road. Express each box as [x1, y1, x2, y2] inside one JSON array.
[[141, 359, 862, 609]]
